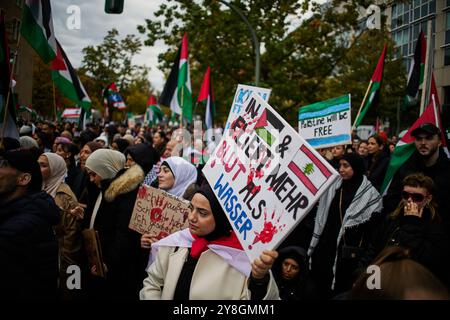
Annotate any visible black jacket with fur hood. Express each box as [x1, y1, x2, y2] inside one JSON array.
[[92, 164, 145, 299]]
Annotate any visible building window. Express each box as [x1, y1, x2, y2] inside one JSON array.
[[447, 0, 450, 8], [444, 86, 450, 107], [391, 1, 437, 72], [445, 47, 450, 66], [446, 12, 450, 45]]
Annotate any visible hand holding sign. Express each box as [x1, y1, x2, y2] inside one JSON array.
[[251, 250, 278, 279]]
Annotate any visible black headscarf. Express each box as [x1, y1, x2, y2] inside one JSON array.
[[114, 138, 130, 154], [124, 143, 160, 175], [340, 153, 365, 212], [272, 246, 310, 300], [273, 246, 308, 281], [194, 183, 232, 241]]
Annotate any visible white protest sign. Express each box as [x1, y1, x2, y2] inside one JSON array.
[[298, 94, 352, 149], [203, 93, 339, 262], [224, 84, 271, 131]]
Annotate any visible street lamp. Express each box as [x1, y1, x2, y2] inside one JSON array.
[[218, 0, 260, 86]]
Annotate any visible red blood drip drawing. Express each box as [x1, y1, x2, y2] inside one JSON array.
[[255, 168, 264, 179], [138, 186, 147, 199], [251, 185, 261, 195], [250, 208, 286, 249], [253, 221, 277, 244]]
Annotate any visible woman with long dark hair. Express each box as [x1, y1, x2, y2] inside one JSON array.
[[366, 134, 390, 192]]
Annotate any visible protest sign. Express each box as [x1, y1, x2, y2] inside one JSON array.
[[129, 186, 190, 240], [203, 93, 339, 262], [224, 84, 271, 131], [298, 95, 352, 148]]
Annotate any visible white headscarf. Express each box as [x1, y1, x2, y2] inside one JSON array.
[[162, 156, 197, 197], [42, 152, 67, 198], [85, 149, 125, 180]]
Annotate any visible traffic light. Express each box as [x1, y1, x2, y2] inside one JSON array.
[[105, 0, 124, 14]]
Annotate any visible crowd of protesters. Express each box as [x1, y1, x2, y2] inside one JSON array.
[[0, 119, 449, 300]]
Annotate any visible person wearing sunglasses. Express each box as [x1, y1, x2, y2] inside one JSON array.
[[382, 123, 450, 227], [362, 173, 449, 288]]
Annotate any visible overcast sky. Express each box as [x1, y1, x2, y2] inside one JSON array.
[[52, 0, 167, 91], [52, 0, 325, 93]]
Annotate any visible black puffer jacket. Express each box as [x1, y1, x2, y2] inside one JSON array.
[[0, 191, 60, 299]]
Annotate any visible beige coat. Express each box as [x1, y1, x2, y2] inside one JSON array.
[[140, 246, 279, 300], [54, 183, 82, 297]]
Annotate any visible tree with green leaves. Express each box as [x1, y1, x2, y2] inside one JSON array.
[[80, 28, 154, 118], [138, 0, 406, 129]]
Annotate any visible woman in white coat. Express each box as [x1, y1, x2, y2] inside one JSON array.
[[140, 183, 279, 300]]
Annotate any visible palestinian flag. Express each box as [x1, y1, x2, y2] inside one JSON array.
[[381, 83, 448, 194], [21, 0, 57, 63], [254, 107, 285, 147], [197, 66, 215, 131], [145, 95, 163, 126], [0, 12, 19, 140], [51, 39, 91, 111], [354, 44, 387, 128], [159, 33, 192, 123], [17, 105, 38, 117], [404, 31, 426, 109]]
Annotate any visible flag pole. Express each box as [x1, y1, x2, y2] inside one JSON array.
[[52, 82, 57, 122], [352, 80, 373, 130], [180, 85, 184, 130], [420, 20, 432, 115], [0, 32, 21, 149]]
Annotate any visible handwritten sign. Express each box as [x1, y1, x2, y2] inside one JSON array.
[[203, 93, 339, 262], [224, 84, 271, 131], [129, 186, 190, 240], [298, 94, 352, 149]]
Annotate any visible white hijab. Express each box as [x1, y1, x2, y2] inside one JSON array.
[[42, 152, 67, 198], [85, 149, 125, 180], [162, 156, 197, 197]]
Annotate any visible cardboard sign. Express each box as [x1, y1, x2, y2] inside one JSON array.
[[224, 84, 271, 131], [203, 93, 339, 262], [298, 95, 352, 148], [129, 186, 190, 240]]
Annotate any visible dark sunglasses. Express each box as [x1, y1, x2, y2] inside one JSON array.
[[401, 191, 426, 202]]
